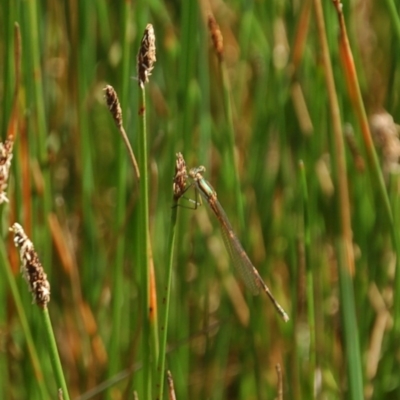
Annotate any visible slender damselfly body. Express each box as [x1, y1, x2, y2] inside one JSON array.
[[188, 166, 289, 322]]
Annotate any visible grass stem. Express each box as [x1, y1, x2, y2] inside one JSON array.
[[157, 153, 186, 400], [42, 308, 70, 400], [26, 0, 52, 271], [299, 161, 316, 394], [106, 0, 133, 391], [137, 23, 159, 390], [314, 1, 363, 397], [138, 84, 152, 399], [331, 0, 400, 334]]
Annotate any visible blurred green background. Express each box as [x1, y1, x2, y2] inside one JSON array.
[[1, 0, 400, 399]]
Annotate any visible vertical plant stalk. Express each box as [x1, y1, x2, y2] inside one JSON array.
[[336, 238, 364, 399], [2, 26, 49, 399], [26, 0, 52, 269], [384, 0, 400, 41], [138, 83, 152, 400], [197, 3, 212, 165], [1, 24, 24, 399], [75, 2, 99, 307], [137, 23, 158, 397], [290, 0, 312, 74], [157, 153, 187, 400], [299, 161, 316, 394], [289, 0, 314, 136], [179, 1, 198, 153], [313, 0, 364, 398], [10, 223, 70, 400], [6, 23, 21, 141], [313, 1, 355, 275], [104, 2, 134, 389], [2, 21, 19, 207], [208, 15, 245, 231], [332, 0, 389, 206], [331, 0, 400, 333]]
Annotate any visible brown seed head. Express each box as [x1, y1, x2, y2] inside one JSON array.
[[0, 137, 14, 204], [137, 24, 156, 89], [104, 85, 123, 128], [10, 223, 51, 308], [173, 152, 187, 200], [208, 15, 224, 59]]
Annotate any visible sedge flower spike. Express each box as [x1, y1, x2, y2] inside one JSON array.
[[10, 223, 51, 308], [137, 24, 156, 89], [104, 85, 123, 129], [173, 152, 187, 201]]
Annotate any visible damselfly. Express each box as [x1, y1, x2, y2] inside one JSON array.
[[188, 166, 289, 322]]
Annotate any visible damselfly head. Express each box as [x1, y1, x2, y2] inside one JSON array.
[[188, 166, 206, 180]]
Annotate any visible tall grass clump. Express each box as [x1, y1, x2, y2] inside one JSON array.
[[1, 0, 400, 399]]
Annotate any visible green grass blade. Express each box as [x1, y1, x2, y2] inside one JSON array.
[[336, 238, 364, 400]]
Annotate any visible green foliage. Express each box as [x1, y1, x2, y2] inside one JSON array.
[[1, 0, 400, 399]]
